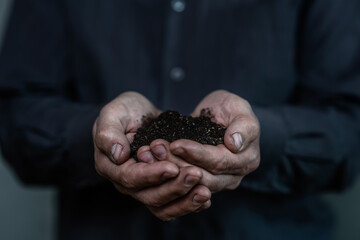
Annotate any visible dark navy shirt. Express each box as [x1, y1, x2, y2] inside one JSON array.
[[1, 0, 360, 239]]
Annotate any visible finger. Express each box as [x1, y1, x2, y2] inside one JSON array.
[[95, 150, 179, 189], [148, 143, 244, 193], [150, 139, 192, 168], [149, 138, 197, 168], [148, 185, 211, 221], [135, 139, 172, 164], [137, 145, 157, 164], [158, 145, 243, 192], [224, 114, 260, 153], [149, 139, 171, 161], [149, 144, 237, 192], [133, 166, 202, 207], [94, 111, 131, 165], [94, 91, 161, 165], [151, 139, 196, 170], [170, 139, 249, 175]]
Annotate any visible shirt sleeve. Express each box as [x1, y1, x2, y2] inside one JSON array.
[[241, 0, 360, 195], [0, 0, 105, 188]]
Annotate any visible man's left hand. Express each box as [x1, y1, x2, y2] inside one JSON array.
[[141, 90, 261, 193]]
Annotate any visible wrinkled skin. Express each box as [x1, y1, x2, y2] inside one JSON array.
[[93, 92, 211, 221], [93, 90, 260, 221]]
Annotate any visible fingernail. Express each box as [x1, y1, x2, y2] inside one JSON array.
[[111, 144, 123, 163], [152, 144, 166, 160], [138, 151, 154, 164], [232, 133, 243, 152], [193, 194, 209, 205], [185, 175, 200, 187]]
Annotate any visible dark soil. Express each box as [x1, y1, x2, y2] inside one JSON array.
[[130, 109, 226, 160]]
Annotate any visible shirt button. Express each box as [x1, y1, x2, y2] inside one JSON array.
[[169, 67, 185, 82], [171, 0, 186, 13]]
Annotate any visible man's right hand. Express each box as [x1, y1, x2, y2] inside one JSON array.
[[93, 92, 211, 220]]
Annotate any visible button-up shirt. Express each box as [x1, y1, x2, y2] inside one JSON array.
[[0, 0, 360, 239]]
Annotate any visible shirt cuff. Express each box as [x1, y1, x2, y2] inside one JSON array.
[[65, 104, 107, 189], [240, 105, 290, 193]]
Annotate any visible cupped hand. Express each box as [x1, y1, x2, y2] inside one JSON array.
[[169, 90, 260, 191], [93, 91, 210, 220], [93, 91, 160, 164]]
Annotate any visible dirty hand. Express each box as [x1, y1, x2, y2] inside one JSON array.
[[93, 91, 209, 221], [168, 90, 260, 192]]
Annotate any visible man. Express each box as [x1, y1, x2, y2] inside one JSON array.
[[0, 0, 359, 239]]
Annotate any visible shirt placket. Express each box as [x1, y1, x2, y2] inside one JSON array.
[[160, 0, 189, 113]]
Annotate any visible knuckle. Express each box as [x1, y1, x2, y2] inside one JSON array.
[[247, 118, 260, 134], [234, 96, 251, 111], [96, 127, 112, 143], [162, 163, 178, 176], [99, 105, 114, 118], [94, 130, 112, 151], [187, 165, 203, 177], [240, 98, 251, 109]]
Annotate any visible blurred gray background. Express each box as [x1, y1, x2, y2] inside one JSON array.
[[0, 0, 359, 239], [0, 1, 57, 239]]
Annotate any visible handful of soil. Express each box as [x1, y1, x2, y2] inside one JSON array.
[[130, 110, 226, 160]]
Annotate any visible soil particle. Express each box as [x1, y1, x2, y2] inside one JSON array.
[[130, 109, 226, 160]]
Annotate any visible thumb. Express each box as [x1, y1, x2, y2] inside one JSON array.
[[224, 115, 260, 153], [93, 118, 131, 165]]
